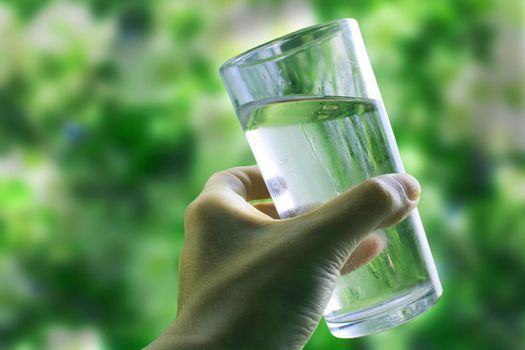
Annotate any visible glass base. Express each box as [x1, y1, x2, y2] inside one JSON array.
[[325, 285, 440, 338]]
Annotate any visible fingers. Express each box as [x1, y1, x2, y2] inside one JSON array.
[[253, 202, 280, 219], [186, 166, 274, 224], [291, 173, 420, 254], [203, 166, 270, 201], [340, 232, 386, 275]]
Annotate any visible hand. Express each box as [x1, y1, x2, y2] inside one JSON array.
[[146, 166, 421, 349]]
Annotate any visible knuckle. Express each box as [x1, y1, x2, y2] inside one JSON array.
[[220, 167, 242, 178], [225, 167, 250, 185], [184, 193, 223, 222], [208, 170, 229, 183], [183, 198, 201, 222], [209, 169, 244, 188], [225, 166, 242, 174]]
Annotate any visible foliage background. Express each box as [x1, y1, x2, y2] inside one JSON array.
[[0, 0, 524, 349]]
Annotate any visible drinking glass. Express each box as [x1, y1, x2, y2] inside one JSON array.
[[219, 18, 442, 338]]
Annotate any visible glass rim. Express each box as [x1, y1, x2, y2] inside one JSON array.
[[219, 18, 357, 71]]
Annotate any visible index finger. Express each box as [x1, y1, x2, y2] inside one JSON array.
[[203, 166, 271, 202]]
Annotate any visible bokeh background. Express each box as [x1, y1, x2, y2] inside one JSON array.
[[1, 0, 524, 349]]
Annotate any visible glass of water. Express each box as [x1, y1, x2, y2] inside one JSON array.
[[219, 18, 442, 338]]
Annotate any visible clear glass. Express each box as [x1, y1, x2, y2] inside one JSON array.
[[219, 18, 442, 338]]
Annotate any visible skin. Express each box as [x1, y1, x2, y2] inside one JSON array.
[[146, 166, 421, 350]]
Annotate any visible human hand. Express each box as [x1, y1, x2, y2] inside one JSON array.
[[146, 166, 421, 350]]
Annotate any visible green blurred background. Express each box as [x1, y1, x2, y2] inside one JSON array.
[[0, 0, 524, 349]]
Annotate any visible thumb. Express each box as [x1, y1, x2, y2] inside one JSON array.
[[289, 173, 420, 258]]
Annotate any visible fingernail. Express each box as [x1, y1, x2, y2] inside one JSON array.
[[391, 174, 421, 201]]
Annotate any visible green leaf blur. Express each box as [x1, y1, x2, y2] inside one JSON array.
[[0, 1, 523, 349]]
